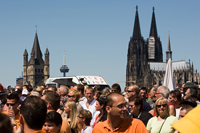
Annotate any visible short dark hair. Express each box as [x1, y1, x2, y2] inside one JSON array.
[[170, 90, 182, 101], [7, 92, 19, 103], [129, 96, 143, 111], [0, 113, 13, 133], [74, 84, 84, 95], [43, 91, 60, 110], [46, 111, 62, 126], [20, 96, 47, 130], [111, 83, 121, 93], [79, 110, 92, 126], [94, 85, 101, 92], [140, 87, 147, 93]]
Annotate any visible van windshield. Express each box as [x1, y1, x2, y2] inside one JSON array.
[[46, 83, 57, 87], [88, 85, 110, 91]]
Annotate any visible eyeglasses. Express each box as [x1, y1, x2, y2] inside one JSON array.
[[157, 104, 167, 108], [67, 95, 74, 98], [155, 93, 162, 95], [77, 115, 84, 119], [127, 90, 134, 93], [112, 103, 128, 109], [6, 103, 17, 106], [85, 93, 93, 95]]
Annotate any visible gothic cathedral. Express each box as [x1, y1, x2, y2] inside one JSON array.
[[126, 6, 199, 87]]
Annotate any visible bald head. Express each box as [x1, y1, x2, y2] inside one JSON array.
[[106, 93, 124, 107]]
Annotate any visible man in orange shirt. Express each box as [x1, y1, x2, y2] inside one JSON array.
[[92, 93, 148, 133], [2, 92, 20, 130]]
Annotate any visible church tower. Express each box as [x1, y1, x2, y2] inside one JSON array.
[[23, 32, 49, 88], [166, 34, 172, 62], [147, 7, 163, 62], [126, 6, 148, 87]]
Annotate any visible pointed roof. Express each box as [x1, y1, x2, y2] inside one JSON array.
[[149, 7, 158, 38], [23, 49, 28, 56], [31, 32, 42, 59], [45, 48, 49, 55], [132, 6, 142, 39], [167, 34, 171, 51]]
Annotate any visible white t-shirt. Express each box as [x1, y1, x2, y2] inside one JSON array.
[[176, 108, 181, 119], [82, 99, 100, 126], [81, 126, 93, 133], [79, 96, 87, 106]]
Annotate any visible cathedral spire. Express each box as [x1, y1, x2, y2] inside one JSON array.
[[167, 33, 171, 51], [132, 5, 141, 39], [31, 32, 42, 59], [149, 7, 158, 38], [23, 49, 28, 56], [166, 33, 172, 62]]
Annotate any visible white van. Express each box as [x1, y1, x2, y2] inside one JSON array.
[[45, 76, 110, 91]]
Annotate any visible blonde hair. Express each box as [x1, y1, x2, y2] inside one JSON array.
[[65, 101, 78, 130], [154, 97, 170, 116], [84, 87, 94, 93], [69, 89, 80, 103]]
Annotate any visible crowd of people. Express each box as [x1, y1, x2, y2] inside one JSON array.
[[0, 81, 199, 133]]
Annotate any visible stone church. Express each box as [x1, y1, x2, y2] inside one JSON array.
[[126, 6, 200, 87], [23, 32, 49, 88]]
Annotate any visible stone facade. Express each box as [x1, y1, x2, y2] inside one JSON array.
[[23, 32, 49, 88], [126, 6, 199, 87]]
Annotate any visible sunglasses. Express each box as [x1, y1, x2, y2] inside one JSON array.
[[77, 115, 84, 119], [6, 103, 17, 106], [127, 90, 134, 93], [112, 103, 128, 109], [157, 104, 167, 108], [67, 95, 74, 98]]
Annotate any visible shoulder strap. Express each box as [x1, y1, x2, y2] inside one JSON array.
[[158, 115, 169, 133]]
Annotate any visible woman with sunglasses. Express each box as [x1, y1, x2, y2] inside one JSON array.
[[77, 109, 93, 133], [147, 97, 177, 133], [64, 101, 78, 133]]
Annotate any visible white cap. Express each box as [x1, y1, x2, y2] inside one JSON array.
[[22, 89, 29, 95]]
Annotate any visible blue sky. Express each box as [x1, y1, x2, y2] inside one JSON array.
[[0, 1, 200, 89]]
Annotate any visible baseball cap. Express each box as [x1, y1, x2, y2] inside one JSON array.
[[183, 82, 197, 89]]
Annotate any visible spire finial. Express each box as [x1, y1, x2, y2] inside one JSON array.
[[136, 5, 138, 11], [35, 25, 37, 33], [153, 7, 155, 11]]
